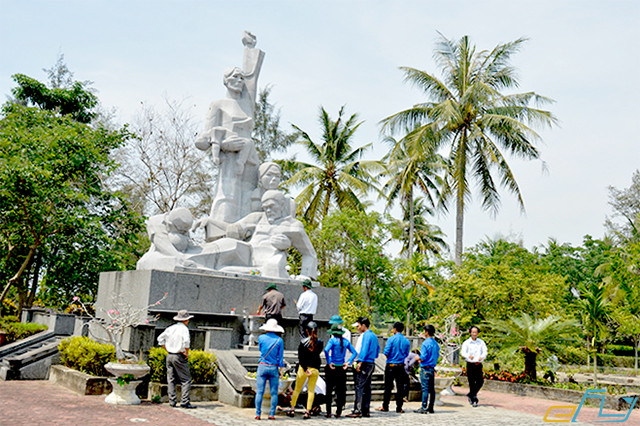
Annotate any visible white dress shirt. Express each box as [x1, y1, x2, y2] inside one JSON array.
[[157, 322, 190, 354], [341, 326, 352, 343], [460, 337, 487, 363], [296, 289, 318, 315]]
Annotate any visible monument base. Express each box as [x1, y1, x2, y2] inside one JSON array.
[[95, 270, 340, 352]]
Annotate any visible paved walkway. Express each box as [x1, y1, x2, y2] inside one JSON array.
[[1, 382, 638, 425]]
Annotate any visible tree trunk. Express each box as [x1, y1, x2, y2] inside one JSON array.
[[523, 349, 537, 381], [408, 188, 414, 259], [593, 349, 599, 387], [454, 136, 467, 267], [0, 245, 37, 315], [635, 335, 639, 375]]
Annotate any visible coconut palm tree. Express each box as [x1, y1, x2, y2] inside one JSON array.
[[387, 198, 448, 257], [381, 131, 445, 257], [381, 34, 557, 265], [574, 281, 615, 385], [282, 106, 382, 224], [487, 313, 577, 381], [394, 252, 434, 333]]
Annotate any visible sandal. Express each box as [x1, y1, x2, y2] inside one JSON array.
[[303, 411, 311, 419], [286, 409, 295, 417]]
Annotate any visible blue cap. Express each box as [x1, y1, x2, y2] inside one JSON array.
[[328, 315, 344, 325]]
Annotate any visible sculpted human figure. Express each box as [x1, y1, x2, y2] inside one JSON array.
[[195, 31, 265, 236], [190, 190, 317, 279], [137, 208, 201, 271], [250, 162, 297, 216]]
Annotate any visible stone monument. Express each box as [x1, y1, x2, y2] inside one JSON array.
[[136, 31, 317, 281], [95, 32, 335, 357]]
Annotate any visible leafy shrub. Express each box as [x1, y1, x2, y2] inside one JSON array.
[[0, 315, 20, 327], [482, 368, 529, 383], [557, 345, 587, 365], [148, 347, 217, 384], [1, 299, 18, 317], [1, 320, 48, 344], [58, 336, 115, 376]]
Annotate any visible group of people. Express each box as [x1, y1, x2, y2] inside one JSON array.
[[157, 281, 489, 417]]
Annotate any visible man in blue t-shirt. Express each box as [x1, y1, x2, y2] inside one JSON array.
[[378, 321, 410, 413], [346, 317, 379, 418], [415, 324, 439, 414]]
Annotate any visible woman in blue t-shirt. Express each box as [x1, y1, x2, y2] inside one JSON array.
[[323, 324, 358, 418]]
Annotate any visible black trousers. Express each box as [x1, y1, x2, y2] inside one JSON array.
[[467, 362, 484, 401], [382, 364, 409, 411], [298, 313, 313, 338], [265, 313, 283, 324], [325, 365, 347, 416], [354, 362, 375, 416]]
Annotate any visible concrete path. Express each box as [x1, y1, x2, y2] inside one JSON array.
[[1, 382, 638, 425]]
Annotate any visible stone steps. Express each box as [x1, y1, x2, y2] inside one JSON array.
[[0, 334, 62, 381]]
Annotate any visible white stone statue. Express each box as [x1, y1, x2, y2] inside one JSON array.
[[250, 162, 296, 216], [137, 32, 318, 281], [136, 208, 201, 271], [195, 30, 264, 240], [185, 190, 317, 279]]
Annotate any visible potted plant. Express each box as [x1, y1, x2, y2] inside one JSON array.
[[73, 293, 167, 405]]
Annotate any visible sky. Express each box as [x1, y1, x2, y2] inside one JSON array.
[[1, 1, 639, 258]]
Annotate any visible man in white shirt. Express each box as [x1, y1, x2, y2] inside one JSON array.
[[460, 325, 488, 407], [294, 279, 317, 338], [157, 310, 196, 408]]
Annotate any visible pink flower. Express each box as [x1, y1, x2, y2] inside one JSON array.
[[107, 309, 115, 314], [72, 296, 79, 302], [114, 311, 119, 315], [156, 301, 161, 305], [144, 319, 149, 324], [112, 319, 117, 323], [164, 292, 168, 296]]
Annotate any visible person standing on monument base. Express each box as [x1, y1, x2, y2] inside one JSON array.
[[157, 310, 197, 409], [294, 279, 317, 338], [256, 283, 286, 324], [414, 324, 439, 415], [347, 317, 379, 418], [460, 325, 487, 407], [378, 321, 410, 413]]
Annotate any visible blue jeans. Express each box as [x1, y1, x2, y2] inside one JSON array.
[[420, 366, 435, 410], [255, 364, 279, 417]]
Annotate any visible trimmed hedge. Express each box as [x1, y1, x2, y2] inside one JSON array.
[[0, 316, 48, 344], [148, 347, 217, 384], [58, 336, 116, 377]]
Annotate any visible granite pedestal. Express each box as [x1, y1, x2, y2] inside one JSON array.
[[95, 270, 339, 353]]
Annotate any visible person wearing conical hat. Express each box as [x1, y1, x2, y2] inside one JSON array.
[[255, 319, 285, 420], [157, 310, 196, 409]]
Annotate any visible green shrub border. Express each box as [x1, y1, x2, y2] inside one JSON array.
[[58, 336, 116, 377], [0, 317, 48, 344], [148, 347, 217, 384]]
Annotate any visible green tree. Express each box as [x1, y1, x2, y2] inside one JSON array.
[[386, 198, 448, 258], [252, 85, 298, 163], [380, 132, 445, 256], [382, 34, 556, 265], [311, 209, 393, 316], [392, 253, 434, 333], [487, 313, 577, 380], [574, 280, 615, 385], [282, 106, 382, 224], [433, 239, 568, 328], [0, 74, 142, 314]]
